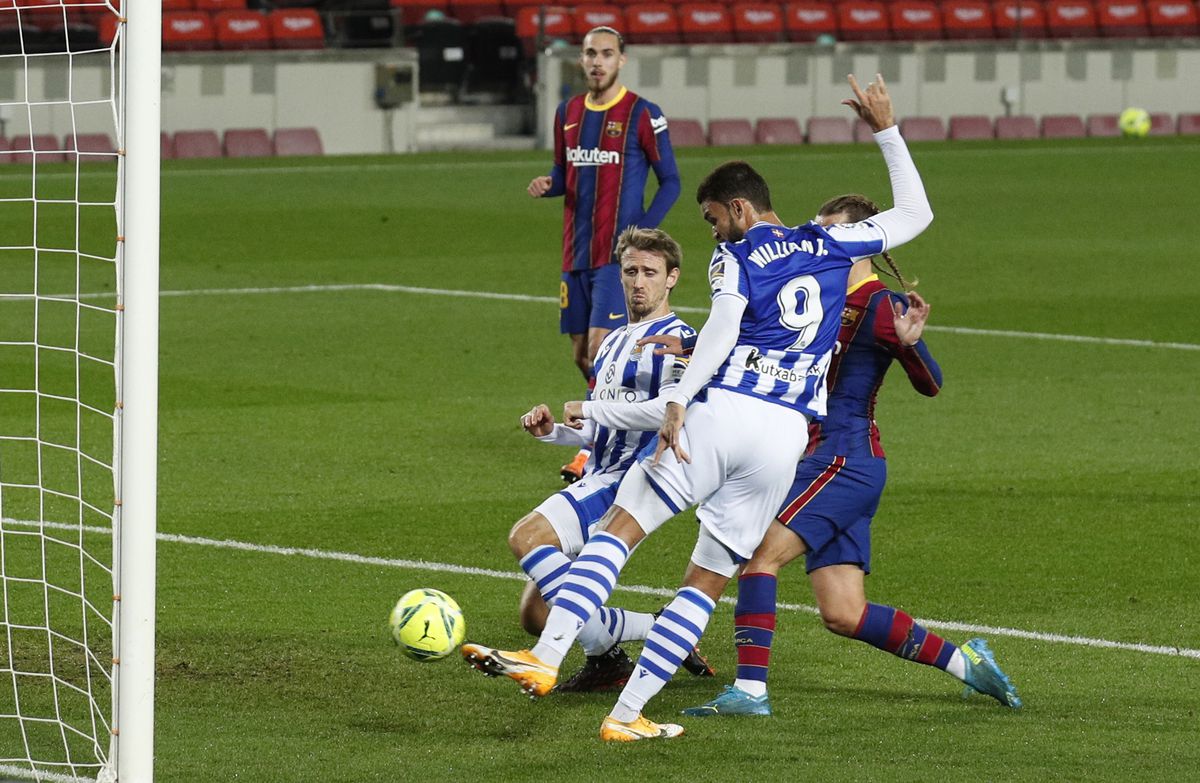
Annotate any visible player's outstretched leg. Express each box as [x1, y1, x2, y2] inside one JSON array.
[[683, 572, 775, 716], [599, 714, 684, 742], [461, 644, 559, 698], [960, 638, 1022, 708]]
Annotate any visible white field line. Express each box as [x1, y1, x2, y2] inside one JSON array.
[[77, 282, 1200, 352], [6, 518, 1199, 661], [0, 762, 96, 783]]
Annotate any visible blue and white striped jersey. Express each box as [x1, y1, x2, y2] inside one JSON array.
[[706, 219, 886, 418], [588, 312, 695, 475]]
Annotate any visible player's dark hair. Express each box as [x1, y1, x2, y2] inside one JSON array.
[[584, 26, 625, 53], [818, 193, 919, 290], [695, 161, 773, 212], [616, 226, 682, 275]]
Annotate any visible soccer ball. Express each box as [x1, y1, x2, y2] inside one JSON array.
[[389, 588, 465, 661], [1118, 108, 1151, 138]]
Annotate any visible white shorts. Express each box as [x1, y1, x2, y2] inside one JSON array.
[[532, 471, 622, 556], [614, 388, 809, 559]]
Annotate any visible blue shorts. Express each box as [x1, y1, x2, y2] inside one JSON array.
[[560, 264, 627, 335], [775, 455, 886, 574]]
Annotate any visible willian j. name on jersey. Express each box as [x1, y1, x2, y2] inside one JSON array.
[[747, 239, 829, 268]]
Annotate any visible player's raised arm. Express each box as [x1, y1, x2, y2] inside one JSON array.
[[832, 74, 933, 253]]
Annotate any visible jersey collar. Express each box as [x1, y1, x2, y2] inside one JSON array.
[[585, 86, 628, 112], [846, 274, 880, 296]]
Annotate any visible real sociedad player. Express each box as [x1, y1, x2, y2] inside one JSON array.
[[464, 75, 937, 742], [649, 194, 1021, 717], [527, 26, 681, 483], [505, 227, 713, 692]]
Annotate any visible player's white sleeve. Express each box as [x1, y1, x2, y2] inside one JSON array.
[[825, 125, 933, 256], [535, 421, 594, 447], [581, 396, 667, 431], [661, 295, 745, 407]]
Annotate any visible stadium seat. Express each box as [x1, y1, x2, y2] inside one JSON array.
[[668, 118, 707, 147], [269, 8, 324, 48], [195, 0, 247, 10], [784, 1, 836, 40], [63, 133, 116, 161], [942, 0, 996, 37], [572, 5, 624, 41], [214, 10, 271, 49], [1045, 0, 1098, 36], [1040, 114, 1086, 137], [449, 0, 505, 24], [732, 3, 785, 41], [949, 114, 994, 139], [163, 0, 196, 10], [1096, 0, 1150, 34], [389, 0, 448, 28], [994, 115, 1038, 139], [806, 116, 853, 144], [7, 134, 66, 165], [1148, 112, 1175, 135], [223, 128, 272, 158], [708, 119, 754, 146], [992, 0, 1048, 36], [514, 6, 570, 55], [890, 1, 943, 39], [899, 116, 947, 141], [329, 5, 396, 47], [161, 131, 175, 161], [173, 130, 223, 159], [853, 118, 875, 142], [410, 17, 469, 92], [97, 13, 120, 45], [755, 117, 804, 145], [464, 17, 523, 98], [624, 4, 680, 43], [272, 127, 324, 156], [837, 1, 891, 40], [1086, 113, 1120, 136], [1178, 113, 1200, 135], [162, 11, 217, 50], [1146, 0, 1199, 34], [677, 3, 735, 41]]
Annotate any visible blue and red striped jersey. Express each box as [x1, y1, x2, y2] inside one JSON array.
[[546, 87, 681, 272], [808, 275, 942, 459]]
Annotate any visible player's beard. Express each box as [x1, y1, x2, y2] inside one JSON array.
[[588, 69, 617, 95]]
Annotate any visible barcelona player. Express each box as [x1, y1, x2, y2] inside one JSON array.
[[527, 26, 681, 482], [465, 75, 937, 741]]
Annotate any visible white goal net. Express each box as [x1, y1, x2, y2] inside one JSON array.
[[0, 3, 157, 781]]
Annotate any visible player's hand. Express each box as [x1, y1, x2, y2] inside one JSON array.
[[843, 73, 895, 133], [636, 334, 685, 357], [893, 291, 931, 346], [528, 176, 553, 198], [521, 404, 555, 436], [563, 401, 586, 429], [653, 402, 690, 465]]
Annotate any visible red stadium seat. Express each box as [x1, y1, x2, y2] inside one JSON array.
[[97, 13, 120, 45], [708, 119, 754, 146], [784, 1, 836, 39], [514, 6, 571, 55], [161, 132, 175, 161], [837, 1, 890, 40], [63, 132, 116, 157], [1178, 113, 1200, 135], [163, 0, 195, 10], [755, 117, 804, 145], [994, 115, 1038, 139], [572, 5, 624, 40], [677, 3, 734, 41], [853, 118, 875, 142], [8, 134, 65, 165], [890, 1, 942, 38], [668, 118, 707, 147], [942, 0, 995, 37], [992, 0, 1048, 36], [1146, 0, 1198, 33], [173, 130, 223, 159], [390, 0, 449, 27], [223, 128, 272, 158], [269, 8, 324, 48], [1045, 0, 1098, 36], [1096, 0, 1149, 33], [214, 10, 271, 49], [162, 11, 216, 50], [806, 116, 853, 144], [899, 116, 947, 140], [1086, 113, 1120, 136], [732, 3, 785, 41], [949, 114, 994, 139], [448, 0, 505, 24], [1148, 112, 1175, 135], [624, 4, 680, 43], [1040, 114, 1086, 137], [194, 0, 247, 10], [273, 127, 325, 156]]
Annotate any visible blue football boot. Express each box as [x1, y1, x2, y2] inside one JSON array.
[[681, 685, 772, 717], [960, 638, 1023, 709]]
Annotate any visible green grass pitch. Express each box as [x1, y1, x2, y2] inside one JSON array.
[[3, 135, 1200, 780]]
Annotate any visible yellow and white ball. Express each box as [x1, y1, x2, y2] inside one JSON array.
[[389, 588, 465, 661]]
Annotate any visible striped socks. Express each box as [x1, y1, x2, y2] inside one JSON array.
[[732, 572, 777, 697], [854, 602, 965, 677]]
